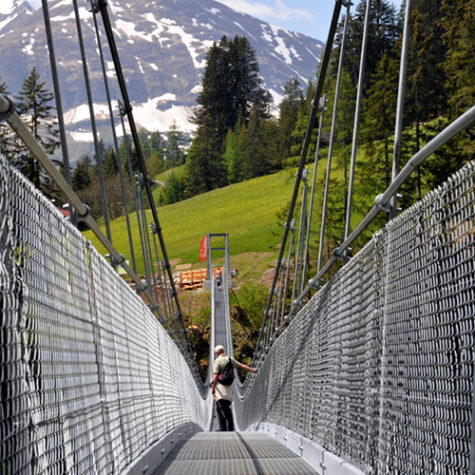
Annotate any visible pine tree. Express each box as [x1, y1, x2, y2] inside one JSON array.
[[278, 77, 305, 163], [184, 126, 225, 196], [223, 127, 241, 183], [405, 0, 447, 198], [163, 172, 184, 204], [148, 150, 165, 179], [343, 0, 398, 87], [14, 67, 60, 199], [165, 122, 186, 167], [238, 107, 269, 179], [289, 80, 317, 165], [103, 144, 118, 177], [440, 0, 475, 119], [186, 35, 271, 195], [72, 154, 92, 191], [359, 53, 398, 192]]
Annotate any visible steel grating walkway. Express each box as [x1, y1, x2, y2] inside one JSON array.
[[154, 432, 318, 474]]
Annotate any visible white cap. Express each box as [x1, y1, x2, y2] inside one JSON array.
[[214, 345, 225, 353]]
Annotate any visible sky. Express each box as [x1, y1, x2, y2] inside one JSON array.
[[1, 0, 403, 41]]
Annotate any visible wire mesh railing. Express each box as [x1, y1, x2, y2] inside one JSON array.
[[0, 154, 212, 474], [234, 160, 475, 474]]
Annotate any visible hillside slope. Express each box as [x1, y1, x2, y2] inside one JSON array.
[[84, 166, 300, 279]]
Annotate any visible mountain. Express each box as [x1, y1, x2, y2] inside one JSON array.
[[0, 0, 323, 157]]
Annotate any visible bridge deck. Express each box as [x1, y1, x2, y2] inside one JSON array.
[[155, 432, 318, 474]]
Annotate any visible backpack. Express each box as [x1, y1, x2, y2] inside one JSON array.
[[217, 357, 235, 386]]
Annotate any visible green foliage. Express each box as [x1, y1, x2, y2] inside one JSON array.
[[406, 0, 447, 126], [289, 80, 317, 162], [72, 155, 92, 191], [230, 281, 268, 369], [12, 67, 61, 200], [85, 168, 298, 273], [103, 144, 118, 177], [343, 0, 399, 86], [164, 121, 187, 168], [184, 127, 226, 195], [440, 0, 475, 118], [278, 77, 305, 162], [185, 35, 272, 196], [162, 172, 184, 205], [223, 128, 240, 183], [148, 150, 165, 178]]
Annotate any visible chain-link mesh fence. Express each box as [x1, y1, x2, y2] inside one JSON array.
[[235, 161, 475, 474], [0, 155, 212, 474]]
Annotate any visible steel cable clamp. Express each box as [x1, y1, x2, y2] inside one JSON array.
[[0, 95, 15, 123]]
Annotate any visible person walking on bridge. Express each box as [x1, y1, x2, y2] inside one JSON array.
[[211, 345, 257, 431]]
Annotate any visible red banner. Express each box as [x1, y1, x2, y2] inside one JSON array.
[[199, 235, 208, 261]]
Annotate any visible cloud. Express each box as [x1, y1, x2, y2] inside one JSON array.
[[216, 0, 313, 22]]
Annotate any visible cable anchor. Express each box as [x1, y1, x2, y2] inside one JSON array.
[[333, 246, 351, 263], [0, 95, 15, 123], [76, 204, 91, 222]]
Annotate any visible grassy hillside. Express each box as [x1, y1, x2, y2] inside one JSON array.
[[82, 148, 377, 284], [84, 166, 301, 277]]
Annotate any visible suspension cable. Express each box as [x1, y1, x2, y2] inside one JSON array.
[[261, 0, 344, 351], [40, 0, 72, 188], [291, 169, 309, 302], [90, 2, 137, 271], [317, 2, 350, 273], [302, 96, 326, 285], [72, 0, 111, 241], [390, 0, 413, 218], [94, 0, 187, 341], [344, 0, 371, 240]]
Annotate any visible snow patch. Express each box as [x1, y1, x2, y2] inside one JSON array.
[[21, 37, 35, 56], [156, 93, 176, 102], [51, 0, 72, 9], [269, 24, 291, 36], [131, 97, 194, 133], [207, 8, 221, 14], [289, 46, 300, 61], [108, 0, 125, 13], [69, 130, 94, 142], [274, 36, 292, 65], [0, 13, 17, 32], [149, 63, 159, 71], [116, 19, 155, 42], [163, 24, 213, 69], [305, 46, 320, 62], [52, 7, 89, 22], [269, 88, 284, 105], [261, 26, 272, 43], [233, 21, 256, 41], [64, 103, 111, 125], [191, 83, 202, 94]]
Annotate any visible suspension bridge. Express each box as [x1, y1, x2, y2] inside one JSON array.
[[1, 0, 474, 474]]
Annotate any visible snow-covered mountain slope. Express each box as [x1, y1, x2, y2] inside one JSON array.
[[0, 0, 323, 150]]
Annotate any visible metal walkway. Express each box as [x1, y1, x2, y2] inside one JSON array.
[[154, 432, 318, 474]]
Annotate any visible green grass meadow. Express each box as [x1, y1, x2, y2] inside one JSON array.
[[85, 167, 299, 275], [83, 151, 376, 281]]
